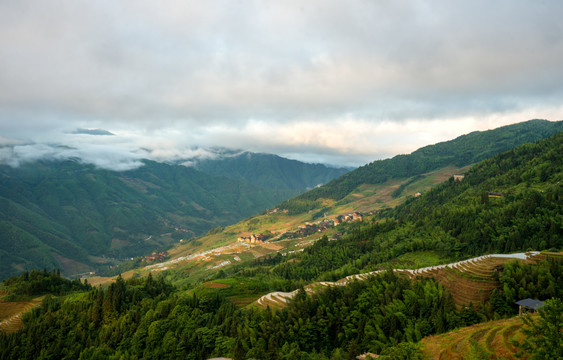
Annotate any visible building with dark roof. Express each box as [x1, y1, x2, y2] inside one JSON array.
[[515, 298, 544, 315]]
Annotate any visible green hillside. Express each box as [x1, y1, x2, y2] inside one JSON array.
[[116, 129, 561, 308], [0, 160, 297, 280], [0, 131, 561, 359], [195, 151, 350, 191], [284, 119, 563, 211], [105, 120, 562, 285], [264, 132, 562, 285]]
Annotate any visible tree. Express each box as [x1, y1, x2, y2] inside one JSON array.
[[233, 338, 246, 360], [379, 342, 422, 360], [517, 298, 563, 360], [380, 342, 422, 360]]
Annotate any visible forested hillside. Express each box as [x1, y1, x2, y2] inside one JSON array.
[[194, 151, 350, 191], [0, 260, 560, 359], [283, 119, 563, 211], [0, 131, 561, 359], [0, 160, 296, 280], [267, 132, 562, 284]]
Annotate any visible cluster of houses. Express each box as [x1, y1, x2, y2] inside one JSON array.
[[296, 220, 333, 236], [280, 220, 330, 240], [237, 234, 268, 244], [236, 210, 374, 245], [333, 212, 363, 225], [140, 251, 168, 263], [276, 212, 367, 240]]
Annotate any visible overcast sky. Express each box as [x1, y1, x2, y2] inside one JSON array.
[[1, 1, 562, 170]]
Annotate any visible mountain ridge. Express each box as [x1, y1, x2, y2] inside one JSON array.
[[190, 150, 351, 191], [286, 119, 563, 207]]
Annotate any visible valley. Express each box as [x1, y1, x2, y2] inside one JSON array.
[[86, 163, 469, 286], [0, 154, 349, 281]]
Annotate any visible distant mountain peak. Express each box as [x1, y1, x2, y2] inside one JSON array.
[[72, 128, 115, 136], [189, 150, 351, 191]]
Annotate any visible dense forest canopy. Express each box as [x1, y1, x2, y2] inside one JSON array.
[[1, 258, 560, 359]]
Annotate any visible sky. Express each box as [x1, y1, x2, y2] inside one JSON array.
[[1, 1, 563, 170]]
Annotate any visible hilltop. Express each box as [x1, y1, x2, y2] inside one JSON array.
[[1, 120, 560, 282]]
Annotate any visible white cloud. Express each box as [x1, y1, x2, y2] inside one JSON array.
[[0, 1, 562, 168], [0, 142, 144, 171]]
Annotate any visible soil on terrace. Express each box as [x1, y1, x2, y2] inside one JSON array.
[[421, 315, 531, 360], [0, 297, 43, 333]]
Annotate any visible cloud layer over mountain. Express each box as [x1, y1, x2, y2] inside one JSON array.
[[1, 1, 562, 168]]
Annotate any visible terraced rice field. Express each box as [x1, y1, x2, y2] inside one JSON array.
[[421, 315, 530, 359], [203, 281, 231, 289], [228, 295, 262, 308], [254, 252, 541, 309], [0, 298, 42, 333], [401, 255, 513, 307]]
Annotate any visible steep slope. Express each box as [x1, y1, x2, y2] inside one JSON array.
[[285, 119, 563, 210], [0, 160, 296, 280], [194, 151, 350, 191]]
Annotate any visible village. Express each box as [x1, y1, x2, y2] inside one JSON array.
[[139, 251, 168, 263], [237, 211, 367, 244]]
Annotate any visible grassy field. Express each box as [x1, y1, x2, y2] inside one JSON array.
[[52, 252, 92, 276], [332, 165, 471, 214]]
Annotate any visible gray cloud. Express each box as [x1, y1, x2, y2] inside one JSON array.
[[1, 1, 562, 168]]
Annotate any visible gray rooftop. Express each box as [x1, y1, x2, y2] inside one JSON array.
[[515, 298, 544, 310]]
